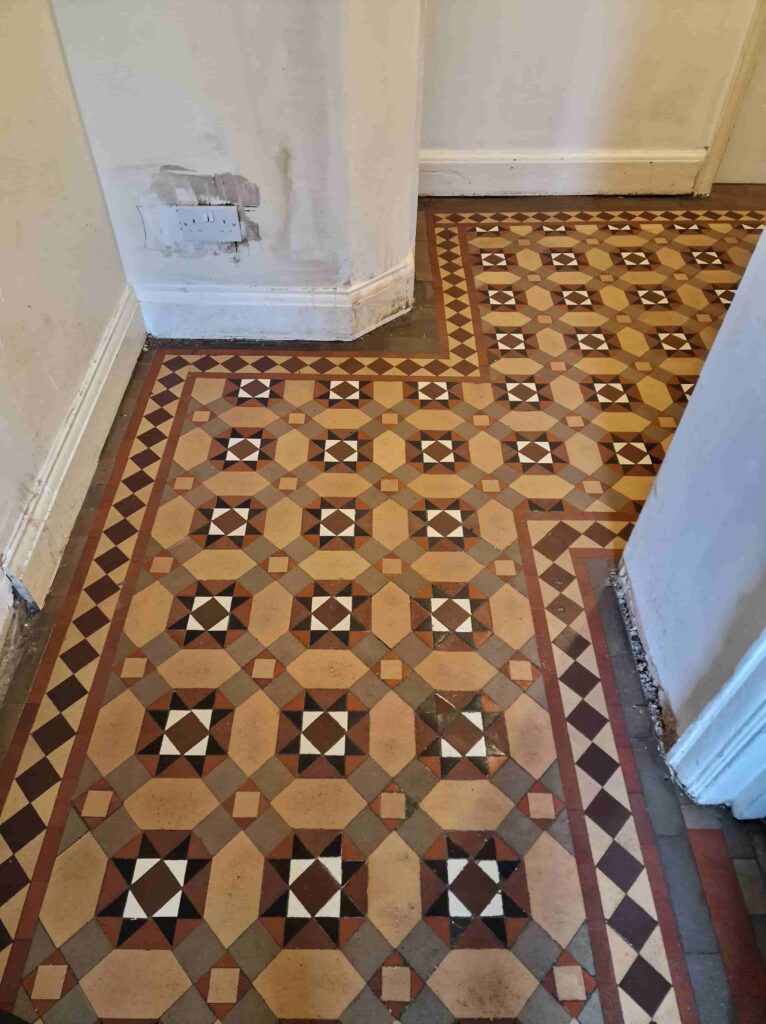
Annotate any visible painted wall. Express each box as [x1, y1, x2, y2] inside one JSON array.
[[0, 0, 139, 606], [420, 0, 758, 194], [52, 0, 424, 340], [622, 230, 766, 737], [717, 41, 766, 183]]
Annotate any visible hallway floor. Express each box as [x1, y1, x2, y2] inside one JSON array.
[[2, 200, 766, 1024]]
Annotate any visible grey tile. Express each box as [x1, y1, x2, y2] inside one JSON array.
[[632, 740, 685, 837], [221, 987, 277, 1024], [400, 984, 454, 1024], [229, 921, 279, 980], [548, 809, 575, 855], [44, 984, 98, 1024], [578, 988, 604, 1024], [345, 807, 390, 855], [174, 922, 225, 982], [396, 808, 441, 857], [349, 758, 389, 801], [22, 923, 54, 976], [685, 953, 737, 1024], [342, 921, 392, 980], [340, 986, 392, 1024], [61, 919, 113, 980], [493, 758, 534, 802], [161, 985, 215, 1024], [751, 914, 766, 959], [398, 920, 447, 980], [512, 920, 561, 979], [567, 921, 595, 975], [397, 759, 438, 802], [682, 804, 723, 830], [497, 807, 542, 856], [518, 984, 571, 1024], [657, 835, 719, 954], [734, 858, 766, 913]]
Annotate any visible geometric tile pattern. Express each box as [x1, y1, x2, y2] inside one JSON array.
[[0, 208, 762, 1023]]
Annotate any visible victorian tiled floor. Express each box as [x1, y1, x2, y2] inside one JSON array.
[[1, 203, 766, 1024]]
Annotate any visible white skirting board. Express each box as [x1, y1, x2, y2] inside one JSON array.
[[3, 286, 145, 608], [419, 148, 708, 196], [137, 255, 415, 342]]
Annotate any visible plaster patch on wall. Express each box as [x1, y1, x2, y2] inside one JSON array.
[[141, 166, 261, 254]]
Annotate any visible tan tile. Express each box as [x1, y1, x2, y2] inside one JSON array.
[[228, 690, 279, 775], [81, 950, 190, 1020], [428, 949, 536, 1019], [410, 476, 471, 499], [123, 581, 173, 648], [526, 832, 585, 946], [278, 476, 298, 491], [490, 586, 534, 649], [372, 500, 409, 550], [150, 555, 174, 575], [418, 651, 496, 691], [309, 473, 370, 498], [382, 557, 402, 575], [81, 790, 113, 818], [275, 431, 309, 470], [40, 834, 107, 947], [635, 360, 652, 372], [583, 480, 604, 495], [508, 659, 534, 682], [370, 692, 415, 776], [412, 551, 480, 582], [255, 950, 365, 1019], [481, 478, 501, 493], [406, 410, 462, 431], [379, 792, 406, 819], [472, 414, 490, 427], [371, 583, 411, 648], [173, 475, 195, 491], [469, 433, 503, 473], [120, 656, 147, 679], [373, 381, 404, 407], [554, 964, 586, 1001], [659, 416, 676, 429], [421, 780, 512, 830], [158, 649, 239, 688], [192, 376, 225, 403], [461, 382, 494, 409], [380, 477, 400, 493], [290, 649, 367, 688], [185, 550, 254, 580], [288, 412, 306, 425], [31, 964, 67, 1001], [154, 495, 195, 550], [249, 581, 292, 645], [494, 559, 517, 577], [373, 432, 406, 473], [206, 832, 263, 946], [232, 790, 261, 819], [550, 360, 566, 371], [381, 412, 399, 425], [125, 778, 219, 830], [192, 410, 211, 423], [368, 833, 421, 946], [207, 966, 240, 1004], [566, 415, 585, 428], [477, 500, 517, 550], [505, 694, 556, 779], [382, 965, 411, 1001], [527, 792, 556, 819], [88, 690, 144, 777], [264, 498, 303, 548], [175, 426, 212, 470], [268, 556, 289, 574], [380, 658, 403, 681], [283, 378, 316, 406], [301, 550, 368, 580], [272, 779, 366, 829], [251, 658, 277, 680]]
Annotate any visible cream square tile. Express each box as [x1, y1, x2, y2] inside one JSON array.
[[381, 965, 411, 1001]]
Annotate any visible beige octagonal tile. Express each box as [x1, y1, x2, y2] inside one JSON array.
[[125, 778, 219, 830], [40, 834, 107, 948], [255, 949, 365, 1019], [82, 950, 190, 1019], [289, 649, 367, 688], [428, 949, 537, 1019], [420, 780, 512, 830], [271, 778, 366, 829], [157, 648, 240, 689], [418, 651, 496, 691]]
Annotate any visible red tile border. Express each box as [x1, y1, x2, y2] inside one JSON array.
[[688, 828, 766, 1024]]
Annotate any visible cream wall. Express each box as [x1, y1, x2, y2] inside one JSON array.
[[420, 0, 760, 194], [52, 0, 424, 341], [0, 0, 143, 609], [718, 41, 766, 183]]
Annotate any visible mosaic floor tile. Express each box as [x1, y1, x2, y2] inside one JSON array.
[[0, 207, 762, 1022]]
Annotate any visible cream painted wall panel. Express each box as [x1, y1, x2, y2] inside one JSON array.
[[421, 0, 757, 194], [53, 0, 424, 340], [0, 0, 135, 602], [717, 41, 766, 182]]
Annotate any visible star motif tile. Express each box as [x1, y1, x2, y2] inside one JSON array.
[[422, 833, 528, 947], [410, 499, 478, 550], [96, 833, 210, 948], [192, 497, 265, 547], [260, 833, 367, 947], [303, 497, 372, 549], [136, 690, 233, 777], [168, 581, 250, 647], [277, 691, 368, 777], [416, 692, 509, 778], [412, 584, 491, 650], [291, 582, 372, 647]]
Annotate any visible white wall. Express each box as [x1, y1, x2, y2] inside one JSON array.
[[717, 40, 766, 183], [52, 0, 424, 341], [622, 230, 766, 738], [420, 0, 759, 195], [0, 0, 143, 610]]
